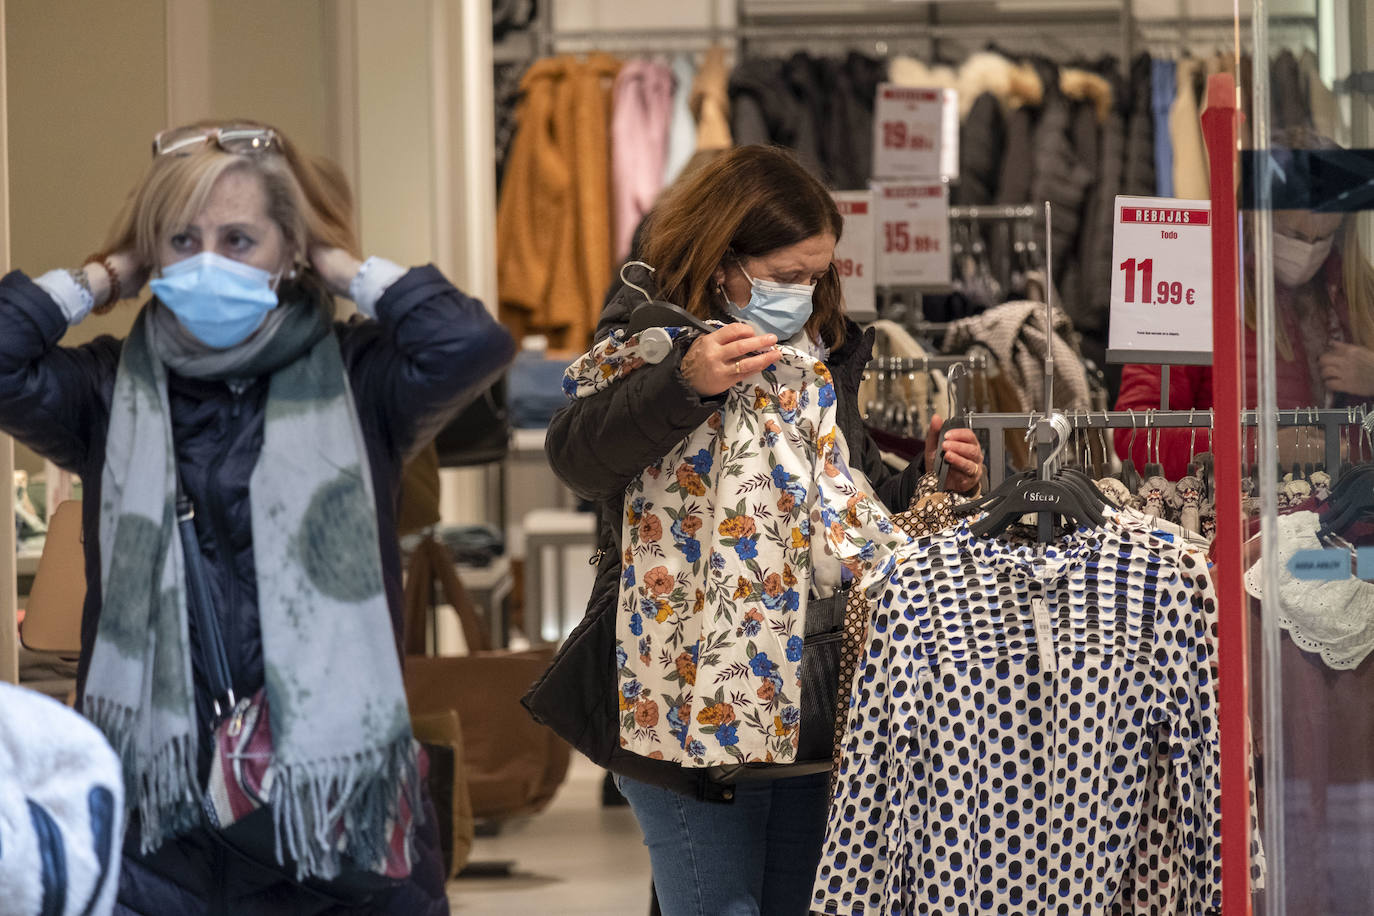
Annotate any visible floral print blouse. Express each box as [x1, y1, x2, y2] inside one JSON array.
[[563, 327, 908, 767]]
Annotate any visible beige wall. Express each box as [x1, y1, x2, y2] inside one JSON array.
[[7, 0, 166, 352], [6, 0, 167, 472], [208, 1, 339, 165]]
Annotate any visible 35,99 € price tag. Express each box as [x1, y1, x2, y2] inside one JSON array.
[[871, 85, 956, 181], [1105, 195, 1213, 365], [832, 191, 877, 321], [873, 182, 950, 288]]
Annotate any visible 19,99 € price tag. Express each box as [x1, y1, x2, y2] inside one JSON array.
[[1105, 195, 1213, 366], [832, 190, 877, 321], [871, 85, 956, 181], [872, 182, 950, 288]]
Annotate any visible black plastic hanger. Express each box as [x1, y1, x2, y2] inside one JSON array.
[[620, 260, 717, 338], [968, 476, 1107, 540]]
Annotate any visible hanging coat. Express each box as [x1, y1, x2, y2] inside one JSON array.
[[1170, 57, 1209, 200], [1028, 59, 1093, 320], [818, 52, 886, 191], [994, 57, 1043, 205], [729, 57, 822, 178], [496, 53, 621, 350], [691, 46, 733, 152], [1121, 53, 1156, 197], [611, 58, 675, 263], [1072, 61, 1126, 337]]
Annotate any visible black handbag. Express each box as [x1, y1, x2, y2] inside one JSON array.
[[432, 377, 509, 468], [178, 481, 405, 903]]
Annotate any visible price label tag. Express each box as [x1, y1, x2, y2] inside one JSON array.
[[873, 181, 950, 288], [872, 85, 955, 181], [832, 191, 876, 321], [1106, 195, 1213, 365]]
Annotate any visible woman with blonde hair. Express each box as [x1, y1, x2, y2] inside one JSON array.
[[0, 119, 513, 914]]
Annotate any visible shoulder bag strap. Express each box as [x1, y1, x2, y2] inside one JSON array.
[[176, 477, 237, 717]]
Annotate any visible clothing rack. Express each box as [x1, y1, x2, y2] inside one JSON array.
[[869, 353, 987, 373], [966, 408, 1361, 488], [948, 205, 1038, 221]]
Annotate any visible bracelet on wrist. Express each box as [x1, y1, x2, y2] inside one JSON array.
[[83, 254, 121, 313]]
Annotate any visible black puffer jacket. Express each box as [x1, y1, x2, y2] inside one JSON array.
[[954, 92, 1005, 205], [523, 280, 923, 800], [1121, 53, 1156, 197], [0, 266, 515, 915]]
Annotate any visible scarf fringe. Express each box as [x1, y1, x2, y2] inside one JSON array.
[[85, 696, 201, 852], [269, 735, 422, 881]]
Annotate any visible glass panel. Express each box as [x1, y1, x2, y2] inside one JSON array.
[[1249, 1, 1374, 913]]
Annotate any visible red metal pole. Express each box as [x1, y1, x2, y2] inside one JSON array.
[[1200, 72, 1249, 915]]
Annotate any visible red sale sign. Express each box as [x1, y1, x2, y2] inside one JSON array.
[[832, 191, 876, 320], [871, 84, 957, 181], [1106, 195, 1213, 365], [872, 181, 950, 287]]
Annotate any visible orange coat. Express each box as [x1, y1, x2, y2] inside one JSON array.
[[497, 54, 621, 350]]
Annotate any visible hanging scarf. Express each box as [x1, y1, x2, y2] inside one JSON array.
[[83, 294, 419, 880], [563, 327, 907, 767]]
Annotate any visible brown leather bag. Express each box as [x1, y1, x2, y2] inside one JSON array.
[[402, 535, 570, 820], [20, 500, 85, 655], [409, 709, 474, 879]]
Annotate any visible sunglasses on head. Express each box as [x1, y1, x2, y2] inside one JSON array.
[[152, 125, 278, 158]]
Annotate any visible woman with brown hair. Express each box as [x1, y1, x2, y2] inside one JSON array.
[[0, 119, 513, 914], [533, 145, 982, 915]]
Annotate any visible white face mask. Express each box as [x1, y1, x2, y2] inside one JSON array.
[[1272, 232, 1333, 288]]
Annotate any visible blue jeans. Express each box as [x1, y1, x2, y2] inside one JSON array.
[[615, 771, 830, 916]]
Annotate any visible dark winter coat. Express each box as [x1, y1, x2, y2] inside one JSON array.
[[1073, 62, 1127, 337], [0, 266, 515, 915], [523, 280, 925, 801], [1122, 53, 1157, 197], [1028, 62, 1094, 323], [996, 102, 1036, 205], [953, 92, 1005, 205], [817, 52, 886, 191], [728, 58, 823, 179]]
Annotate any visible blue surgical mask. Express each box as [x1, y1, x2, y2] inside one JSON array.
[[728, 259, 815, 341], [150, 251, 280, 349]]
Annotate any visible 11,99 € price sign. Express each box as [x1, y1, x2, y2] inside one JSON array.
[[873, 182, 951, 287], [1105, 195, 1213, 365]]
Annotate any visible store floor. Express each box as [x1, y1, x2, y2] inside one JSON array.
[[448, 755, 653, 914]]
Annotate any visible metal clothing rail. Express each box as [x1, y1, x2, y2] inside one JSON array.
[[964, 408, 1363, 488], [947, 205, 1038, 221], [868, 353, 987, 373]]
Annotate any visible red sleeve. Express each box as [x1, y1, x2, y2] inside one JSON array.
[[1112, 363, 1214, 480]]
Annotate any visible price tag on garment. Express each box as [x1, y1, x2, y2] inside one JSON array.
[[1105, 195, 1213, 366], [1031, 598, 1055, 674], [1357, 546, 1374, 581], [872, 85, 957, 181], [873, 181, 951, 288], [832, 191, 877, 321], [1287, 548, 1352, 581]]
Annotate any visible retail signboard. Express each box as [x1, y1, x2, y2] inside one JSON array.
[[1105, 195, 1213, 365], [832, 190, 876, 320], [871, 84, 957, 181], [872, 181, 951, 287]]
